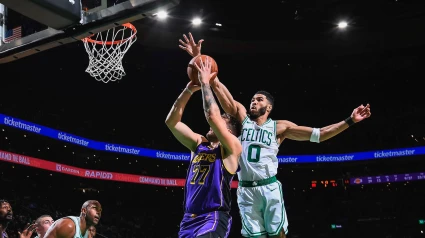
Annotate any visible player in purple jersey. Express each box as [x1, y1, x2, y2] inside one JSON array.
[[166, 57, 242, 238]]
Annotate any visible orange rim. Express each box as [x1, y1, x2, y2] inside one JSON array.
[[82, 23, 137, 45]]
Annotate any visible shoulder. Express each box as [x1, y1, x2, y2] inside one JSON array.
[[241, 114, 250, 125], [54, 218, 76, 236], [275, 120, 298, 137], [197, 140, 210, 149], [200, 136, 208, 143], [192, 140, 210, 154]]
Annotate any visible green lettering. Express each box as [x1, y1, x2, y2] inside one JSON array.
[[247, 144, 261, 163], [266, 132, 272, 146], [247, 128, 253, 141], [241, 127, 274, 146], [241, 128, 247, 141], [261, 130, 267, 144]]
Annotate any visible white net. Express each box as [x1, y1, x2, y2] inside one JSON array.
[[82, 23, 137, 83]]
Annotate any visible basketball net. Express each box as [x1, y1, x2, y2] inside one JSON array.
[[82, 23, 137, 83]]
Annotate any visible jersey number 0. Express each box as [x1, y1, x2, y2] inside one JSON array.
[[247, 145, 261, 163]]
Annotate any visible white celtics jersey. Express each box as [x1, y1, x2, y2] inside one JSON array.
[[237, 116, 280, 181]]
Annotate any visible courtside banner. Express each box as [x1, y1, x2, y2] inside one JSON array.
[[0, 149, 240, 188], [350, 172, 425, 185], [1, 113, 424, 163]]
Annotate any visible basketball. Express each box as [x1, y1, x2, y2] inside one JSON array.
[[187, 55, 218, 84]]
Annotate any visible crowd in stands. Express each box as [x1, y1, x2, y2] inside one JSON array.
[[2, 158, 425, 238]]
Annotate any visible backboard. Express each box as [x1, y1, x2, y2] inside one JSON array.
[[0, 0, 179, 64]]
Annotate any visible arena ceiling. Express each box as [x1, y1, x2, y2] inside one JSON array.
[[131, 0, 425, 57]]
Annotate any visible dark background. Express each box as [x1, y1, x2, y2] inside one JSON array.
[[1, 0, 425, 237]]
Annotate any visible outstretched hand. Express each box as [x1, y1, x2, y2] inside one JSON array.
[[179, 32, 204, 57], [351, 103, 371, 123], [18, 223, 36, 238], [193, 57, 216, 85]]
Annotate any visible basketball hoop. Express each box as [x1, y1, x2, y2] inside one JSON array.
[[82, 23, 137, 83]]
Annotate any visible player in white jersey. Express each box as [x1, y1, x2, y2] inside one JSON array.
[[238, 115, 279, 182], [44, 200, 101, 238], [179, 33, 372, 238]]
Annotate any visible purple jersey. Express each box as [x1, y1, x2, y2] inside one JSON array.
[[184, 142, 235, 215]]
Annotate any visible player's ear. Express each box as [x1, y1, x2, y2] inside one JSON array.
[[81, 208, 87, 217], [267, 104, 272, 112]]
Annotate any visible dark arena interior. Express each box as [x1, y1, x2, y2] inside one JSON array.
[[1, 0, 425, 237]]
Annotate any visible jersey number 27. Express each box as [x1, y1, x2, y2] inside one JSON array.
[[190, 165, 211, 185]]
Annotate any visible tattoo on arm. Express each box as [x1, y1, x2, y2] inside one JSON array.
[[201, 85, 218, 116]]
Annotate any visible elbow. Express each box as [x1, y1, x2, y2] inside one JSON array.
[[165, 117, 171, 126], [222, 101, 237, 115], [318, 128, 331, 142], [165, 108, 180, 128], [165, 116, 175, 128], [165, 120, 175, 130], [309, 128, 323, 143]]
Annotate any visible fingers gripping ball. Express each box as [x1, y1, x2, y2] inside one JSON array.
[[187, 55, 218, 83]]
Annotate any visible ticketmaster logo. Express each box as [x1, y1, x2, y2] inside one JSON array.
[[278, 157, 298, 163], [316, 155, 354, 162], [3, 117, 41, 133], [156, 151, 191, 161], [105, 144, 140, 155], [58, 133, 89, 146], [374, 149, 415, 158]]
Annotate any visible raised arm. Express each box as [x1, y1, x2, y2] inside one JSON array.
[[210, 77, 247, 123], [276, 104, 371, 143], [195, 58, 242, 170], [43, 218, 75, 238], [178, 32, 246, 123], [165, 82, 204, 152]]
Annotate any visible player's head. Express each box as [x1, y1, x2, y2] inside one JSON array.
[[35, 215, 54, 237], [0, 200, 12, 224], [88, 225, 96, 238], [206, 113, 242, 142], [81, 200, 102, 226], [249, 90, 274, 120]]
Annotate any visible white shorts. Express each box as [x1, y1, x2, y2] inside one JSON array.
[[237, 181, 288, 237]]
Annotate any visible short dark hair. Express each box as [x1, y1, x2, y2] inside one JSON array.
[[255, 90, 274, 110], [0, 199, 9, 205], [222, 113, 242, 137]]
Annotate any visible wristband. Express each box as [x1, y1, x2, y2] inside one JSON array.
[[344, 117, 355, 126]]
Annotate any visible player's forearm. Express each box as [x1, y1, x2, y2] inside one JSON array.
[[165, 88, 192, 126], [210, 77, 238, 116], [319, 120, 350, 142], [201, 83, 221, 121]]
